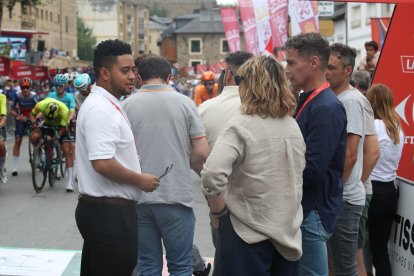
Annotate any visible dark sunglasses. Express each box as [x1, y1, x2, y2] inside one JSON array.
[[21, 86, 30, 90], [55, 84, 66, 88], [159, 164, 174, 179], [234, 75, 244, 86]]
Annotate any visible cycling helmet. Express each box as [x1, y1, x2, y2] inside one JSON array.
[[74, 73, 91, 90], [53, 74, 69, 86], [19, 77, 32, 88], [201, 71, 215, 82], [69, 71, 79, 81], [45, 102, 59, 120]]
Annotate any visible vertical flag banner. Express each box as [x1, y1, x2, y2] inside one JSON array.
[[370, 17, 391, 50], [238, 0, 260, 55], [252, 0, 273, 55], [220, 7, 241, 53], [268, 0, 288, 49], [288, 0, 319, 35]]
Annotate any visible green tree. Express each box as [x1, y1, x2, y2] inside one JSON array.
[[77, 17, 96, 61], [149, 2, 168, 17], [0, 0, 42, 31]]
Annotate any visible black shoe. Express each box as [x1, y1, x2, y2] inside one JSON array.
[[193, 263, 211, 276], [12, 171, 18, 176], [66, 188, 73, 193]]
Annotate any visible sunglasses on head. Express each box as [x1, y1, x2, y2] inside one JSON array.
[[234, 75, 244, 86]]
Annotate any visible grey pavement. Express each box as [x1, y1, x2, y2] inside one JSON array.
[[0, 136, 215, 257]]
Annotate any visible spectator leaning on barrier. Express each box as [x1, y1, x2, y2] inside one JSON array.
[[284, 32, 348, 276]]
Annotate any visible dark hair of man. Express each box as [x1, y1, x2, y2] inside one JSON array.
[[364, 40, 379, 52], [93, 39, 132, 80], [134, 53, 155, 69], [138, 55, 171, 82], [329, 43, 357, 71], [284, 32, 330, 69], [352, 70, 371, 91], [224, 51, 254, 71]]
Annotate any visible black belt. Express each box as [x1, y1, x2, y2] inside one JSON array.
[[78, 194, 136, 207]]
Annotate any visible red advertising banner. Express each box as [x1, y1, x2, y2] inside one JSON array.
[[209, 62, 226, 74], [32, 66, 48, 81], [371, 17, 390, 50], [0, 56, 10, 76], [10, 64, 33, 79], [238, 0, 260, 55], [372, 4, 414, 183], [196, 64, 208, 75], [220, 7, 241, 53], [267, 0, 288, 49]]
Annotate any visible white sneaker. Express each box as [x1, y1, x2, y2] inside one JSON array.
[[0, 168, 8, 184], [66, 181, 73, 193]]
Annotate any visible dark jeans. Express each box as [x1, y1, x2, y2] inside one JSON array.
[[368, 180, 398, 276], [218, 213, 298, 276], [75, 199, 138, 276], [211, 225, 220, 276]]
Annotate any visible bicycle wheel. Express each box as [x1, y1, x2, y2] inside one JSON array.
[[31, 146, 47, 193], [28, 136, 33, 166], [55, 141, 65, 179], [48, 156, 56, 188]]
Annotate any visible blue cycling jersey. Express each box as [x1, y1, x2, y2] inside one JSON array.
[[11, 91, 39, 117], [48, 91, 76, 111]]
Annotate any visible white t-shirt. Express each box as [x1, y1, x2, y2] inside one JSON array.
[[370, 119, 404, 182], [76, 85, 143, 201]]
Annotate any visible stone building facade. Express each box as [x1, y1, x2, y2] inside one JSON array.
[[1, 0, 77, 57], [77, 0, 150, 56]]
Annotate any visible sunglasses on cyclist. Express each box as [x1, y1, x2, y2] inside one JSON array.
[[234, 75, 244, 86], [21, 86, 30, 90], [55, 84, 66, 88]]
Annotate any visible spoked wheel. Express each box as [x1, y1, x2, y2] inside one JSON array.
[[55, 142, 65, 180], [31, 146, 47, 193], [28, 137, 33, 166]]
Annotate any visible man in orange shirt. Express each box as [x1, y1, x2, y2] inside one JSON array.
[[194, 71, 218, 106]]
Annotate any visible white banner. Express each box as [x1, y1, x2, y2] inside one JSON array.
[[389, 181, 414, 275], [252, 0, 272, 54], [288, 0, 319, 35]]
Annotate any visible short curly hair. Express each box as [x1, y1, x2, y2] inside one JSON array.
[[284, 32, 330, 69], [93, 39, 132, 79]]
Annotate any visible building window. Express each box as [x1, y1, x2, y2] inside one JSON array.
[[190, 59, 202, 68], [45, 10, 48, 20], [189, 38, 202, 54], [41, 9, 44, 20], [221, 39, 229, 54], [50, 12, 53, 21], [35, 8, 39, 18], [351, 5, 361, 29], [366, 3, 377, 25], [66, 16, 69, 33], [58, 14, 61, 24]]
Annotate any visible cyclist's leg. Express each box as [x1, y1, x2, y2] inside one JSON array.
[[12, 121, 26, 175], [30, 128, 42, 147], [60, 136, 73, 192]]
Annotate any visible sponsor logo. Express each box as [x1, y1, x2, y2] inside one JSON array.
[[401, 56, 414, 73]]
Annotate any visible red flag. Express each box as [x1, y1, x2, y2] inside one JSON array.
[[238, 0, 260, 55], [220, 7, 241, 53], [267, 0, 288, 49], [32, 66, 48, 81], [370, 17, 390, 50]]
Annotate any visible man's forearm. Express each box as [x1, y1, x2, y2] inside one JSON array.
[[361, 135, 381, 183], [343, 156, 357, 183]]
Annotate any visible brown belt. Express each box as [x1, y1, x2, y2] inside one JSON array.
[[78, 194, 136, 207]]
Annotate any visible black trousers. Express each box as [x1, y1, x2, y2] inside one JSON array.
[[368, 180, 398, 276], [218, 213, 298, 276], [75, 199, 138, 276]]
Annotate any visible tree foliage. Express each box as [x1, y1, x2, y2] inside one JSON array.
[[0, 0, 41, 30], [149, 2, 168, 17], [77, 17, 96, 61]]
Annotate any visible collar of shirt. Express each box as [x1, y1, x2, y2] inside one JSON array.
[[221, 86, 239, 95], [139, 84, 175, 92], [91, 85, 121, 104]]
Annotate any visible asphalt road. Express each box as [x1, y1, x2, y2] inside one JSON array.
[[0, 136, 215, 258]]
